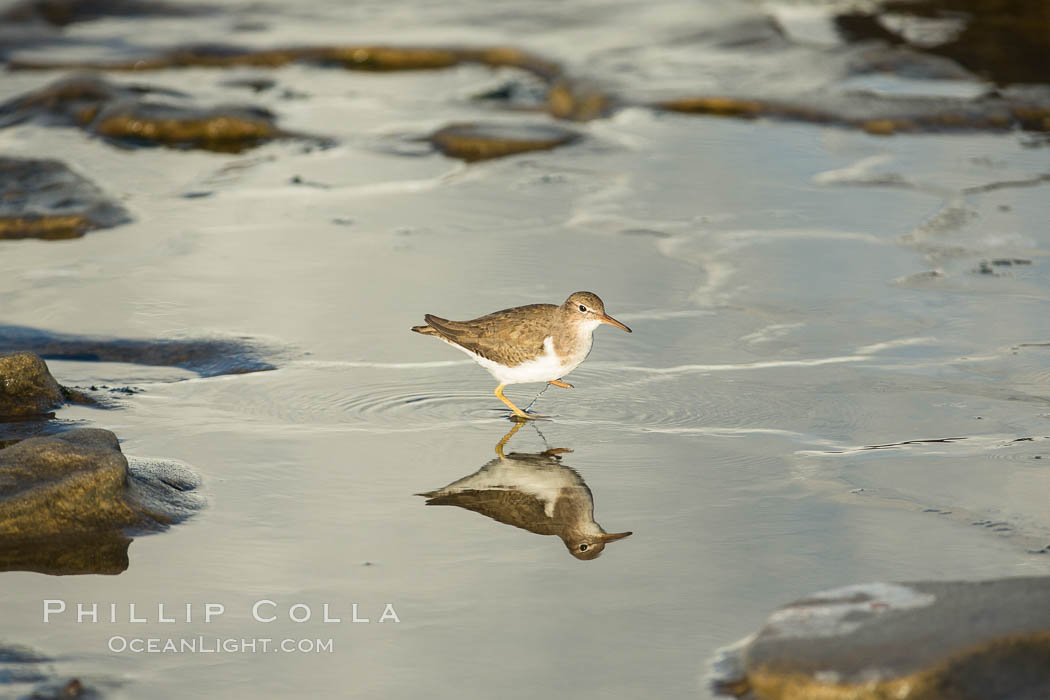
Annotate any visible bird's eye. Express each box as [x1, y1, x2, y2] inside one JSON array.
[[578, 305, 587, 313], [579, 544, 588, 551]]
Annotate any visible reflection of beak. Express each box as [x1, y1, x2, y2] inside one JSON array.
[[599, 314, 632, 333], [599, 531, 633, 543]]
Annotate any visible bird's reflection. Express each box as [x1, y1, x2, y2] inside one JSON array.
[[417, 423, 632, 560]]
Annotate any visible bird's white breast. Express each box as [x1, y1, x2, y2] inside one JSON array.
[[443, 335, 587, 385]]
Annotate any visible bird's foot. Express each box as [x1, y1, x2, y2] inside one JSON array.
[[507, 410, 544, 422], [547, 380, 573, 389]]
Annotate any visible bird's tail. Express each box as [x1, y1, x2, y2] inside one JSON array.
[[411, 324, 438, 336]]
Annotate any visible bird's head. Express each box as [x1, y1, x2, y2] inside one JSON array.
[[564, 530, 633, 560], [562, 291, 632, 333]]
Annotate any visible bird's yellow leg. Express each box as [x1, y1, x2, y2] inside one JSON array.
[[494, 421, 524, 458], [494, 384, 535, 420], [547, 379, 573, 389]]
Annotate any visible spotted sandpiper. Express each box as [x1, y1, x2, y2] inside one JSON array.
[[416, 423, 633, 560], [411, 291, 631, 419]]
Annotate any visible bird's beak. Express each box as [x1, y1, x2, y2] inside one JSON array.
[[599, 531, 633, 543], [599, 314, 632, 333]]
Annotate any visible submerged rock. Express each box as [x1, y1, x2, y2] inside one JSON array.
[[659, 87, 1050, 134], [0, 644, 50, 686], [429, 122, 580, 162], [546, 78, 614, 121], [0, 351, 64, 418], [7, 42, 561, 76], [5, 43, 596, 121], [0, 157, 131, 240], [712, 577, 1050, 699], [0, 643, 98, 698], [0, 74, 180, 129], [0, 429, 202, 574], [0, 324, 276, 376], [0, 74, 294, 152], [0, 0, 210, 26]]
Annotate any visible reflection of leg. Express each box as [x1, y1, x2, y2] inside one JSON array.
[[547, 379, 573, 389], [494, 384, 534, 420], [495, 421, 525, 459], [529, 421, 570, 458]]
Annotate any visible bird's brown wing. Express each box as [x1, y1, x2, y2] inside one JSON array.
[[421, 489, 557, 536], [422, 303, 557, 367]]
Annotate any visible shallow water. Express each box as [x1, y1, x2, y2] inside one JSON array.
[[2, 0, 1050, 697]]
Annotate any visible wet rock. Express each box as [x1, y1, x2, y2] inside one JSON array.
[[221, 76, 276, 93], [0, 0, 210, 26], [0, 352, 104, 440], [313, 45, 462, 71], [471, 76, 549, 111], [0, 324, 276, 377], [834, 0, 1050, 86], [0, 75, 293, 153], [0, 157, 131, 240], [546, 79, 613, 122], [0, 74, 175, 129], [0, 429, 202, 571], [0, 429, 137, 538], [0, 21, 63, 62], [91, 100, 282, 152], [9, 43, 463, 72], [0, 419, 70, 451], [0, 644, 51, 685], [658, 88, 1050, 134], [0, 644, 100, 698], [429, 122, 580, 162], [9, 42, 564, 77], [0, 352, 64, 419], [712, 577, 1050, 699], [28, 677, 96, 700], [4, 43, 600, 121]]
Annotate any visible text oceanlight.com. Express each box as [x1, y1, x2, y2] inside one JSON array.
[[108, 637, 335, 654]]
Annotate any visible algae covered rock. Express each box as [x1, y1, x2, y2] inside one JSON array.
[[90, 100, 282, 152], [0, 157, 131, 240], [0, 428, 203, 575], [0, 352, 64, 418], [0, 74, 293, 152], [0, 429, 136, 538], [429, 122, 580, 162]]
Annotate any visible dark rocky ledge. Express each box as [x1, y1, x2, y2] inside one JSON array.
[[0, 326, 277, 377], [0, 156, 131, 240], [0, 74, 314, 152]]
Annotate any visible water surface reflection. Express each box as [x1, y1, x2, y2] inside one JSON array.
[[417, 423, 632, 560], [0, 532, 130, 576]]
